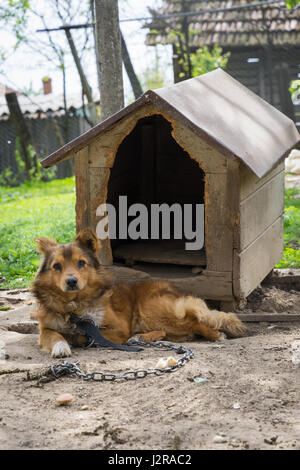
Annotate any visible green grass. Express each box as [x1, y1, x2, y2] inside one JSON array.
[[276, 187, 300, 269], [0, 178, 76, 289], [0, 179, 299, 289]]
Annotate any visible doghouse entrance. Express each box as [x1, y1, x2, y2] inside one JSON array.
[[107, 114, 206, 274]]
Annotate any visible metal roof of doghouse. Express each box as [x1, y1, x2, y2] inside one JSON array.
[[41, 68, 300, 178]]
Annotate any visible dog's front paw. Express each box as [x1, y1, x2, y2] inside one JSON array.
[[51, 341, 71, 358]]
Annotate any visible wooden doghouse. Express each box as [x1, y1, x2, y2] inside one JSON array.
[[41, 69, 300, 309]]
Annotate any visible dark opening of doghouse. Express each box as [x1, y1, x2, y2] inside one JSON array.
[[107, 114, 206, 274]]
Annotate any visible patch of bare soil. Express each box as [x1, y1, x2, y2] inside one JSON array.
[[244, 286, 300, 314], [0, 286, 299, 450]]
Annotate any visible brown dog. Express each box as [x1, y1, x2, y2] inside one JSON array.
[[31, 229, 246, 357]]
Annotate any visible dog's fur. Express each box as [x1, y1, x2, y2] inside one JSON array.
[[31, 229, 247, 357]]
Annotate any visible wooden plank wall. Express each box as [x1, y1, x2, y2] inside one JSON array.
[[234, 161, 285, 299]]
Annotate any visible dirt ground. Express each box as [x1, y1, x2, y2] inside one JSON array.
[[0, 283, 299, 451]]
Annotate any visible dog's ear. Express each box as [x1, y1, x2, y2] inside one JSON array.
[[74, 228, 101, 254], [34, 238, 57, 255]]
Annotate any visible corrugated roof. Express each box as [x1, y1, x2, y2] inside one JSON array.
[[41, 69, 300, 178], [0, 91, 98, 117], [146, 0, 300, 47]]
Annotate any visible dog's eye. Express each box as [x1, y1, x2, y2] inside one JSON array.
[[78, 259, 86, 269], [53, 263, 62, 271]]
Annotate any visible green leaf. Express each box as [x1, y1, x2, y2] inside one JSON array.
[[286, 0, 300, 9]]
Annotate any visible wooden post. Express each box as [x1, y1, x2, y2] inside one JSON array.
[[94, 0, 124, 121]]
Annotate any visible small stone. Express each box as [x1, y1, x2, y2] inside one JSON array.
[[233, 402, 241, 409], [213, 435, 227, 443], [155, 356, 177, 369], [230, 439, 240, 448], [192, 377, 210, 384], [81, 405, 89, 410], [55, 393, 73, 406], [264, 435, 278, 445]]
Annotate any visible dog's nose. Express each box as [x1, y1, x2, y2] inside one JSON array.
[[66, 276, 78, 289]]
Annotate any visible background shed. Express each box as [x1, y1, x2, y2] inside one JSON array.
[[146, 0, 300, 126]]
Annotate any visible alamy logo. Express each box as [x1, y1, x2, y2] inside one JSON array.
[[96, 196, 204, 250]]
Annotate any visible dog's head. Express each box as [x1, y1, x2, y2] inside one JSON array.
[[33, 229, 107, 295]]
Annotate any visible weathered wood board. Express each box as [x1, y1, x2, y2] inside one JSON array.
[[74, 147, 90, 231], [239, 161, 285, 202], [240, 170, 284, 250], [106, 264, 233, 300], [234, 215, 284, 298]]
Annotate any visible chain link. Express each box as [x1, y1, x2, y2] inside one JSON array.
[[50, 340, 194, 383]]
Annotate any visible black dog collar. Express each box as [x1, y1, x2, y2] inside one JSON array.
[[70, 314, 143, 352]]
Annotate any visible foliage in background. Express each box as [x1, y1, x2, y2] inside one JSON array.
[[286, 2, 300, 100], [0, 0, 29, 77], [276, 188, 300, 268], [284, 0, 300, 99], [286, 0, 300, 8], [0, 141, 57, 186], [0, 0, 29, 45], [289, 78, 300, 101], [139, 46, 167, 91], [190, 44, 230, 77], [165, 26, 230, 81], [0, 177, 75, 288]]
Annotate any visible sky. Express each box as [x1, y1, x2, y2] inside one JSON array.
[[0, 0, 173, 105]]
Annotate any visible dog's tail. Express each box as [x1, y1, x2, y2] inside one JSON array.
[[174, 296, 247, 337]]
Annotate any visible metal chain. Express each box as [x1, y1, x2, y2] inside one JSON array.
[[50, 340, 194, 382]]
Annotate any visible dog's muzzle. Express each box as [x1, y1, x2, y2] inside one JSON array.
[[66, 276, 78, 291]]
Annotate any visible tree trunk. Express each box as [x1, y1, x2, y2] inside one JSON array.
[[121, 32, 143, 99], [5, 92, 39, 178], [94, 0, 124, 121]]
